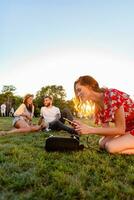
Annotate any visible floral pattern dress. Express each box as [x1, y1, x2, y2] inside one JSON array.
[[95, 89, 134, 136]]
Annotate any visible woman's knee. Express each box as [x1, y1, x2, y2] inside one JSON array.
[[15, 120, 29, 129], [105, 142, 117, 153]]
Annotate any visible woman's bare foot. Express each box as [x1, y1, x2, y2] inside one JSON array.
[[0, 131, 7, 136]]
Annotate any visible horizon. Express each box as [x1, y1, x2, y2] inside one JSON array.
[[0, 0, 134, 100]]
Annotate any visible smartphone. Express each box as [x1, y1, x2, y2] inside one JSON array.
[[63, 117, 76, 126]]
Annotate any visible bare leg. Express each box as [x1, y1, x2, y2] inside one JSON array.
[[0, 119, 46, 135], [105, 132, 134, 154], [120, 149, 134, 154], [7, 126, 41, 134], [99, 136, 116, 149]]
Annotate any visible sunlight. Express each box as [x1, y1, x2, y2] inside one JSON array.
[[0, 47, 134, 99], [73, 97, 95, 118]]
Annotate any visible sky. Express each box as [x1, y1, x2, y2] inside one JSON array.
[[0, 0, 134, 100]]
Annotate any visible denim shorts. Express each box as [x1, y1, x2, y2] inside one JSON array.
[[12, 116, 24, 127]]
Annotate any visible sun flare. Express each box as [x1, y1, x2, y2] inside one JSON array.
[[73, 98, 95, 118]]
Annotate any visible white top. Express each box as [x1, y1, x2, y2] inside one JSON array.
[[10, 107, 14, 113], [1, 104, 6, 112], [14, 103, 34, 120], [40, 106, 61, 123]]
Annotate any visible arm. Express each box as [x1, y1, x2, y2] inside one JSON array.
[[21, 106, 34, 121], [38, 107, 44, 125], [24, 113, 32, 121], [55, 108, 61, 120], [74, 106, 126, 136], [14, 104, 33, 121], [55, 113, 61, 120], [14, 104, 26, 117]]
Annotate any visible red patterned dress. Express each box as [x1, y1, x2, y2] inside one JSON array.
[[95, 89, 134, 136]]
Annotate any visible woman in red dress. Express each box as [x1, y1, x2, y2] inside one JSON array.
[[73, 75, 134, 154]]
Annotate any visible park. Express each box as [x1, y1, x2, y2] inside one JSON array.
[[0, 117, 134, 199], [1, 1, 134, 199]]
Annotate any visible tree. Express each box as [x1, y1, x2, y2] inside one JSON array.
[[0, 85, 16, 116], [12, 96, 23, 110], [2, 85, 16, 94], [66, 99, 76, 115]]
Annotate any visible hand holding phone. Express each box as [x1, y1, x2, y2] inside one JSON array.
[[63, 117, 77, 126]]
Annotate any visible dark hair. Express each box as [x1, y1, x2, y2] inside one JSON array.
[[74, 75, 105, 94]]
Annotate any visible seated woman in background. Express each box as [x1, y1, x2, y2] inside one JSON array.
[[73, 75, 134, 154], [0, 94, 45, 135]]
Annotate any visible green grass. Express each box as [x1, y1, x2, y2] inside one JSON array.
[[0, 117, 134, 200]]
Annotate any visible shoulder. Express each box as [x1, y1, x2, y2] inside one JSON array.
[[14, 103, 26, 114], [52, 106, 60, 111], [41, 106, 45, 110], [105, 88, 128, 99], [18, 103, 26, 109], [107, 88, 129, 96], [104, 88, 127, 109], [105, 88, 119, 95]]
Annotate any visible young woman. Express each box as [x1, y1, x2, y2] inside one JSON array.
[[0, 94, 45, 135], [73, 75, 134, 154]]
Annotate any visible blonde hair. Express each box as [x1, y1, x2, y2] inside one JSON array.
[[23, 94, 34, 104], [23, 94, 34, 113]]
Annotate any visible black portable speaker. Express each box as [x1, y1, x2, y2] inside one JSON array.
[[45, 135, 84, 152]]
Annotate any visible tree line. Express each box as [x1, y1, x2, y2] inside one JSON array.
[[0, 85, 75, 117]]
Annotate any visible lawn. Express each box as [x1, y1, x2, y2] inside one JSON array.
[[0, 117, 134, 200]]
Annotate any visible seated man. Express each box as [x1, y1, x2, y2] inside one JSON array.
[[39, 95, 78, 135]]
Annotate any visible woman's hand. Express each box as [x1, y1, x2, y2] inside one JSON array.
[[21, 113, 32, 121], [72, 120, 94, 135]]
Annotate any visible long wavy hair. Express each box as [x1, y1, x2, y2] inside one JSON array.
[[74, 75, 105, 94], [23, 94, 34, 113], [74, 75, 106, 112]]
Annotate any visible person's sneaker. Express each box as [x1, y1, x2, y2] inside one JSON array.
[[40, 120, 50, 131], [45, 128, 51, 132]]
